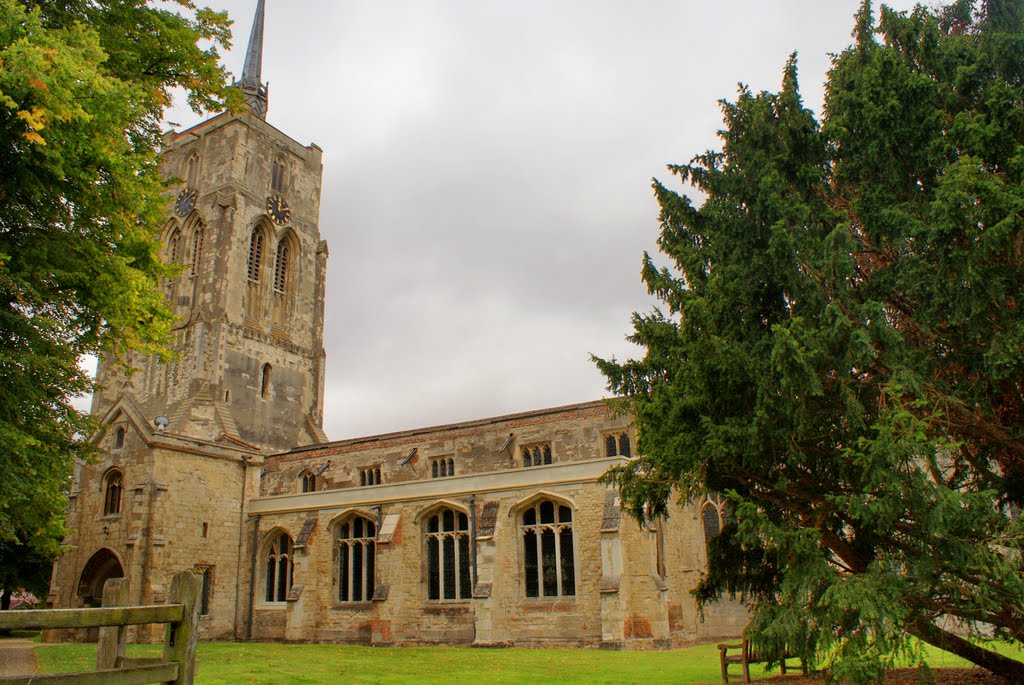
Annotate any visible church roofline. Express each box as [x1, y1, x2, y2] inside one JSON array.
[[162, 111, 321, 158], [270, 398, 618, 461]]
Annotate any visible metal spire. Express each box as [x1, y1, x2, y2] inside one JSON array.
[[236, 0, 268, 119]]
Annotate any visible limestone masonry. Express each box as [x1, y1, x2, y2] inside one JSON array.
[[46, 1, 746, 647]]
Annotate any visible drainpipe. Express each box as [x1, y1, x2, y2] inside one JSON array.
[[245, 515, 261, 640], [233, 456, 250, 640]]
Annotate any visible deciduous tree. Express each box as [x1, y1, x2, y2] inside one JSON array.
[[0, 0, 239, 601], [597, 1, 1024, 680]]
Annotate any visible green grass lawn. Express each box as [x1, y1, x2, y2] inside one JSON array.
[[32, 639, 1022, 684]]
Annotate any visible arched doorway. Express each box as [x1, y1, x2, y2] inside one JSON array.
[[77, 548, 124, 608]]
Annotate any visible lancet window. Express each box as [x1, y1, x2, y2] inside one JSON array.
[[103, 470, 123, 516]]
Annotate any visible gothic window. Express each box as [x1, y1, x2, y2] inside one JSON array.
[[604, 432, 631, 458], [197, 566, 212, 616], [426, 508, 471, 600], [247, 230, 264, 283], [260, 363, 271, 399], [359, 467, 382, 486], [520, 500, 575, 597], [301, 471, 316, 493], [103, 470, 123, 516], [185, 153, 200, 188], [701, 493, 731, 552], [273, 240, 290, 293], [264, 532, 293, 603], [521, 443, 552, 468], [189, 224, 204, 278], [113, 427, 125, 451], [337, 517, 375, 602], [271, 159, 286, 194], [167, 228, 181, 264], [431, 457, 455, 478]]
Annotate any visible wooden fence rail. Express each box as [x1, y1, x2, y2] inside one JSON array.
[[0, 570, 200, 685]]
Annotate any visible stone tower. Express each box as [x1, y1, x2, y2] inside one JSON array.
[[90, 0, 328, 452]]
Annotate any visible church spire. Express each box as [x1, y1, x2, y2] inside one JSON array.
[[237, 0, 268, 119]]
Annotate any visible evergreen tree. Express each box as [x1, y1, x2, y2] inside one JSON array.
[[597, 1, 1024, 680], [0, 0, 239, 601]]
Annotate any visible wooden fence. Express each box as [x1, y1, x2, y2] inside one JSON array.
[[0, 570, 200, 685]]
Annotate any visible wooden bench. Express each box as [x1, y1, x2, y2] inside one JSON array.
[[718, 637, 805, 683]]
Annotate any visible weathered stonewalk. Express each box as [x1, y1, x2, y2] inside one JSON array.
[[0, 638, 37, 678]]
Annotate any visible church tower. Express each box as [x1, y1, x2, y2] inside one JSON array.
[[90, 0, 328, 451]]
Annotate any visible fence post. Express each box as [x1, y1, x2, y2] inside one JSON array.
[[163, 570, 201, 685], [96, 577, 130, 670]]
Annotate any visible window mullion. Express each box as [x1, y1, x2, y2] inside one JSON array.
[[453, 532, 461, 599], [554, 524, 563, 596]]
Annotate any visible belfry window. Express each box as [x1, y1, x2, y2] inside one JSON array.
[[167, 229, 181, 264], [247, 230, 264, 283], [337, 517, 375, 602], [103, 470, 123, 516], [521, 443, 552, 468], [264, 532, 293, 603], [520, 500, 575, 597], [426, 509, 471, 600], [604, 432, 631, 458], [189, 225, 204, 277], [273, 240, 289, 293]]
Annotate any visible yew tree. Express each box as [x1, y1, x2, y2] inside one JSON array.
[[0, 0, 239, 597], [598, 1, 1024, 681]]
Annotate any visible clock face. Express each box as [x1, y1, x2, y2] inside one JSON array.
[[175, 187, 197, 217], [266, 194, 291, 225]]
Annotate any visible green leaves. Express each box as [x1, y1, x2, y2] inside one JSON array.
[[599, 0, 1024, 680]]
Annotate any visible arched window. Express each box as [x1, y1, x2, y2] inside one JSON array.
[[103, 470, 123, 516], [337, 517, 375, 602], [167, 228, 181, 264], [247, 230, 264, 283], [520, 500, 575, 597], [260, 363, 271, 399], [273, 240, 290, 294], [426, 508, 471, 600], [301, 471, 316, 493], [271, 158, 286, 194], [701, 493, 731, 551], [189, 224, 204, 278], [185, 153, 200, 188], [264, 532, 293, 603], [113, 427, 125, 451]]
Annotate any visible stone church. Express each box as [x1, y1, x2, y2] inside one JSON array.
[[47, 1, 746, 647]]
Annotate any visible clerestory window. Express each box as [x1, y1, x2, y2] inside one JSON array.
[[520, 500, 575, 597], [431, 457, 455, 478], [426, 509, 471, 600], [521, 443, 552, 468], [359, 467, 382, 486], [604, 432, 631, 458], [301, 471, 316, 493], [337, 517, 375, 602]]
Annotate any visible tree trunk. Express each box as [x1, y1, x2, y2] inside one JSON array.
[[906, 618, 1024, 682], [1, 588, 10, 611]]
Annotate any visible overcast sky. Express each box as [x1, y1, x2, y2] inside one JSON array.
[[160, 0, 923, 440]]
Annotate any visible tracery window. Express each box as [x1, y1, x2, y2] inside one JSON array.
[[426, 509, 471, 600], [604, 432, 631, 458], [431, 457, 455, 478], [273, 240, 289, 293], [103, 470, 123, 516], [359, 467, 381, 486], [701, 493, 731, 550], [337, 517, 375, 602], [264, 532, 293, 603], [520, 500, 575, 597], [301, 471, 316, 493], [521, 443, 552, 468], [247, 230, 264, 283]]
